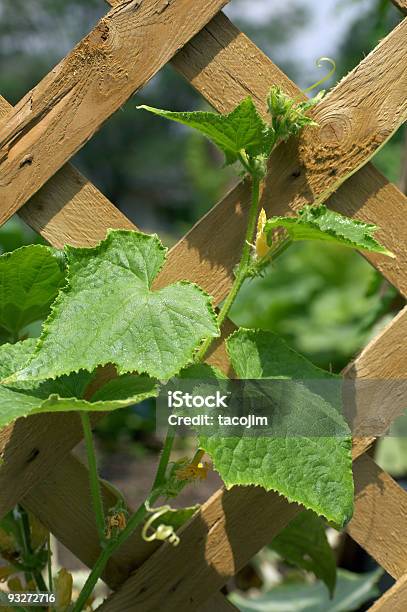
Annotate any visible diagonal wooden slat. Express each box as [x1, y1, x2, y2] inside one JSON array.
[[369, 574, 407, 611], [14, 14, 407, 297], [168, 13, 407, 297], [22, 454, 237, 611], [348, 455, 407, 580], [21, 308, 407, 591], [391, 0, 407, 15], [94, 454, 407, 611], [2, 11, 405, 515], [0, 95, 134, 248], [0, 3, 405, 544], [0, 0, 230, 225], [0, 4, 406, 608]]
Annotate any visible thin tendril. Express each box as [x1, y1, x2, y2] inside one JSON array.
[[302, 57, 336, 94]]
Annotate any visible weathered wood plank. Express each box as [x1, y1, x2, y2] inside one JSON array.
[[390, 0, 407, 15], [349, 455, 407, 580], [0, 91, 135, 248], [0, 0, 230, 224], [369, 574, 407, 611], [348, 306, 407, 459], [93, 454, 407, 611], [23, 454, 240, 612], [166, 13, 407, 297], [96, 486, 299, 611], [0, 10, 404, 608]]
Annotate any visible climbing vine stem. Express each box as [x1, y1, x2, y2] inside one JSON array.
[[80, 413, 106, 543], [195, 174, 261, 363]]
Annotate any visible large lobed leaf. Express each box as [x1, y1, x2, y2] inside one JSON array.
[[264, 205, 393, 256], [7, 230, 219, 384], [0, 339, 157, 430], [0, 245, 65, 337], [271, 511, 336, 596], [138, 98, 274, 166], [197, 329, 353, 526], [229, 569, 381, 612]]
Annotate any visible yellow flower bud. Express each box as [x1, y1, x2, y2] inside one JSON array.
[[255, 208, 271, 258]]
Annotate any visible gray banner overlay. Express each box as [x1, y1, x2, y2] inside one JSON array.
[[155, 378, 407, 438]]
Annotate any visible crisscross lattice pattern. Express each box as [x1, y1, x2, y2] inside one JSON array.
[[0, 0, 406, 609]]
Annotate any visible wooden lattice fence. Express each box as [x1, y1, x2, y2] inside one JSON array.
[[0, 0, 406, 609]]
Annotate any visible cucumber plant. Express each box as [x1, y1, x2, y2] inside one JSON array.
[[0, 79, 393, 610]]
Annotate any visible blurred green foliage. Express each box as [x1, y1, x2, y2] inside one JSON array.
[[0, 0, 404, 447], [230, 242, 397, 372]]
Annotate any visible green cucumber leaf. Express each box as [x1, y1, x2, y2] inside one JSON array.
[[229, 569, 381, 612], [271, 511, 336, 596], [0, 339, 157, 430], [0, 245, 65, 337], [197, 329, 353, 526], [138, 98, 274, 165], [7, 230, 218, 383], [265, 205, 393, 256]]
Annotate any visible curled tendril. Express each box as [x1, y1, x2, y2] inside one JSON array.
[[303, 57, 336, 95], [142, 504, 180, 547]]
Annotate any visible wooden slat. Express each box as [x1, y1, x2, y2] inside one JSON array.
[[0, 9, 404, 608], [347, 306, 407, 459], [20, 312, 407, 603], [0, 0, 229, 225], [199, 593, 238, 612], [92, 454, 407, 611], [0, 7, 405, 532], [96, 487, 299, 611], [349, 455, 407, 580], [369, 574, 407, 611], [0, 94, 134, 248], [23, 455, 236, 611], [0, 13, 405, 298], [391, 0, 407, 15], [166, 13, 407, 297]]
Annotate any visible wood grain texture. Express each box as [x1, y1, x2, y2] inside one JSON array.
[[345, 306, 407, 458], [0, 0, 229, 224], [23, 455, 237, 611], [22, 449, 407, 609], [349, 454, 407, 580], [166, 13, 407, 297], [0, 6, 405, 607], [391, 0, 407, 15], [97, 486, 300, 612], [369, 574, 407, 611], [94, 455, 407, 611], [0, 91, 135, 248]]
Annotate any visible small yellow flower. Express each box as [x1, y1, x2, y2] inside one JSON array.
[[105, 509, 127, 540], [255, 208, 270, 258], [175, 461, 211, 481]]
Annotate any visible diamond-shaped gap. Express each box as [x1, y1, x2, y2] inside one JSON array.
[[226, 524, 396, 611]]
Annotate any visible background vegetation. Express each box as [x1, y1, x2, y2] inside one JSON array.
[[0, 0, 405, 605]]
